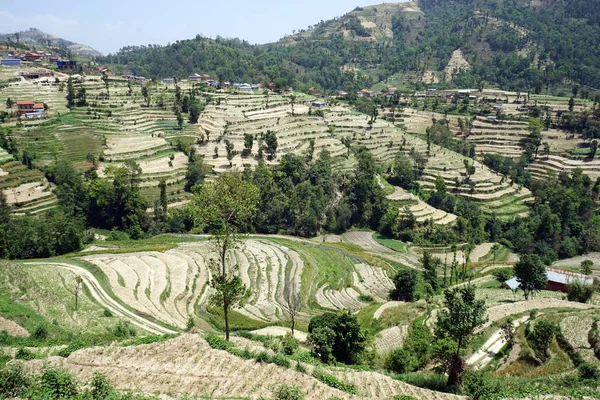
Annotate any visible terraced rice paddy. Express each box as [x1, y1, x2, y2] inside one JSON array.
[[79, 237, 394, 328]]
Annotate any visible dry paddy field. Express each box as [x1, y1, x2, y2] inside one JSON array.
[[22, 334, 465, 400], [387, 186, 457, 225], [78, 237, 396, 328]]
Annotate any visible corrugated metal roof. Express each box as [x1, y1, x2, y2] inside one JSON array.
[[505, 268, 593, 290]]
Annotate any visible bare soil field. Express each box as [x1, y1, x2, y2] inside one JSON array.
[[444, 49, 470, 82], [0, 316, 29, 337]]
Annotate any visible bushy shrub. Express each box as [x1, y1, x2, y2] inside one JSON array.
[[567, 282, 595, 303], [103, 308, 113, 317], [492, 268, 513, 283], [112, 320, 136, 338], [0, 363, 31, 398], [578, 362, 600, 381], [385, 348, 414, 374], [281, 333, 300, 356], [461, 370, 500, 400], [205, 333, 235, 351], [272, 353, 291, 368], [36, 367, 79, 399], [312, 370, 358, 394], [33, 324, 48, 340], [89, 373, 114, 400], [528, 319, 556, 362], [255, 351, 271, 363], [307, 311, 366, 364], [15, 347, 35, 360], [272, 383, 304, 400], [393, 396, 417, 400]]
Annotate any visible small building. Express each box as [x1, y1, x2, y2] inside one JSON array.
[[505, 268, 594, 294], [337, 90, 349, 97], [1, 58, 21, 66], [21, 70, 54, 80], [388, 87, 398, 95], [457, 89, 471, 97], [24, 52, 42, 62], [486, 116, 498, 123], [162, 78, 175, 84], [189, 74, 202, 82], [239, 83, 252, 92], [16, 100, 35, 113], [57, 60, 78, 71]]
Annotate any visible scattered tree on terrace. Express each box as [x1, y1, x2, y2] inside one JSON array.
[[589, 140, 598, 159], [513, 254, 548, 300], [66, 77, 75, 108], [282, 278, 302, 335], [435, 285, 487, 386], [581, 259, 594, 275], [189, 173, 259, 340], [141, 84, 151, 107], [72, 275, 83, 311], [5, 98, 13, 109], [390, 268, 418, 301]]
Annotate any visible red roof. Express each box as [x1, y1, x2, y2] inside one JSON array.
[[17, 100, 34, 105], [27, 52, 41, 57], [33, 103, 44, 109]]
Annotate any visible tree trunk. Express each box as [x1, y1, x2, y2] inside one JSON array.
[[224, 303, 230, 341], [447, 354, 464, 387], [291, 317, 295, 336], [75, 291, 78, 311]]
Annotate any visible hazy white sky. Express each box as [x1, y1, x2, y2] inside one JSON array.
[[0, 0, 401, 54]]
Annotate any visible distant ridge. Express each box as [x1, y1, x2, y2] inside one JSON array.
[[0, 28, 102, 57]]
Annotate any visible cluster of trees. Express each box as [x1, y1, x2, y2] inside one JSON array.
[[242, 148, 386, 237]]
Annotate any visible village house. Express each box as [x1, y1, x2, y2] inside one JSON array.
[[359, 89, 375, 98], [16, 100, 35, 113], [162, 78, 175, 84], [57, 60, 78, 71], [189, 74, 202, 82], [308, 87, 322, 96], [24, 52, 42, 62], [505, 268, 594, 293]]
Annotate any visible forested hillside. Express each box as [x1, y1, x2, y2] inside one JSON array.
[[98, 0, 600, 95]]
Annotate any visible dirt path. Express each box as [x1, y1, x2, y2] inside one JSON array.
[[24, 262, 177, 336], [467, 316, 528, 369], [374, 301, 405, 320]]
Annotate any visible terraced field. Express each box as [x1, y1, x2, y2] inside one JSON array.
[[22, 334, 465, 400], [527, 154, 600, 180], [387, 186, 457, 225], [79, 237, 394, 328], [0, 160, 57, 214], [194, 98, 533, 219]]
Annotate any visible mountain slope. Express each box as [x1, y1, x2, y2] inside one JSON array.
[[96, 1, 600, 93], [0, 28, 102, 57]]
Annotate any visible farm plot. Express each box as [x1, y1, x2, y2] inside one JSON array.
[[0, 162, 57, 214], [81, 238, 392, 327], [553, 253, 600, 280], [22, 334, 463, 400], [465, 118, 528, 158], [342, 231, 420, 269], [527, 154, 600, 181], [374, 325, 408, 354], [560, 314, 600, 365], [387, 186, 457, 225], [0, 316, 29, 337]]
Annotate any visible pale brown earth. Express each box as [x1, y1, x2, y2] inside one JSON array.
[[374, 326, 408, 354], [444, 49, 470, 82], [0, 316, 29, 337], [21, 334, 465, 399], [483, 299, 598, 329], [2, 179, 53, 205], [250, 327, 308, 342]]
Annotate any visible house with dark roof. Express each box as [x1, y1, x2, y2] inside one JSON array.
[[505, 268, 594, 293]]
